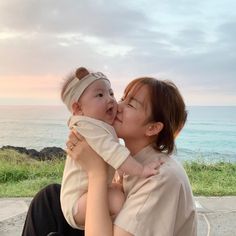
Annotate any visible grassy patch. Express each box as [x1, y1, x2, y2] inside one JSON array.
[[0, 149, 235, 197], [0, 149, 64, 197], [183, 161, 236, 196]]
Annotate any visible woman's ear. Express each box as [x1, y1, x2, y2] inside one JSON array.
[[72, 102, 83, 115], [145, 122, 164, 137]]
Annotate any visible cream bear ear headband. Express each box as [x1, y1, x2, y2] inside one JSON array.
[[62, 67, 109, 112]]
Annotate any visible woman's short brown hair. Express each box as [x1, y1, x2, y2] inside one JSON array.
[[123, 77, 187, 154]]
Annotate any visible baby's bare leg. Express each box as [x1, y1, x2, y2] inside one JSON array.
[[74, 193, 87, 227], [74, 185, 125, 226], [108, 184, 125, 219]]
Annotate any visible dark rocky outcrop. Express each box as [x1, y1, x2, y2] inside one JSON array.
[[0, 145, 66, 160]]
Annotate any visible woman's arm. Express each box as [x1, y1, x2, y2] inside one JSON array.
[[86, 171, 133, 236], [86, 170, 112, 236], [67, 131, 133, 236]]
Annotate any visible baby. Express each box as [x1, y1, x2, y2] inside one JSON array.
[[60, 67, 160, 229]]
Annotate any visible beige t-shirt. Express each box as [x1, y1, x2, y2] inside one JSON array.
[[114, 145, 197, 236], [61, 115, 130, 229]]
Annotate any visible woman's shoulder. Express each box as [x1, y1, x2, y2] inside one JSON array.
[[147, 154, 189, 188], [129, 146, 190, 191]]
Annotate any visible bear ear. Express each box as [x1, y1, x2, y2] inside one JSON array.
[[75, 67, 90, 80]]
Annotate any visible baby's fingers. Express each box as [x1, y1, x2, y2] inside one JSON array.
[[149, 160, 163, 170]]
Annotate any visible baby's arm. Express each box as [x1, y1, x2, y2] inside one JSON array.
[[118, 155, 162, 178], [70, 118, 161, 178]]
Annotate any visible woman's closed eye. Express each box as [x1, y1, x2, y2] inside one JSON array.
[[127, 98, 137, 108], [128, 103, 137, 109], [118, 97, 135, 108], [128, 103, 135, 108], [127, 99, 137, 108]]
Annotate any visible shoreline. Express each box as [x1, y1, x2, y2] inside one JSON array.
[[1, 145, 235, 163]]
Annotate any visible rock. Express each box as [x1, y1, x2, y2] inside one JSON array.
[[39, 147, 66, 160], [1, 146, 30, 155], [27, 149, 40, 158], [0, 146, 66, 161]]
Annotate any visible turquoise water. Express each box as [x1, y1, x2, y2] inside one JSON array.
[[0, 106, 235, 163], [176, 106, 236, 162]]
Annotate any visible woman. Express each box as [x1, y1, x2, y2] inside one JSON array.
[[22, 77, 197, 236]]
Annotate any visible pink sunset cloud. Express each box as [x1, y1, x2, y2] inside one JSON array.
[[0, 75, 62, 105]]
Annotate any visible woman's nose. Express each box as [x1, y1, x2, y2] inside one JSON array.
[[117, 101, 124, 112]]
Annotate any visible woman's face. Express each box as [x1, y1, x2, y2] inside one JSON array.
[[113, 84, 152, 141]]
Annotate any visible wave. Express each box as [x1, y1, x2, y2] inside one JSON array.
[[175, 148, 236, 163]]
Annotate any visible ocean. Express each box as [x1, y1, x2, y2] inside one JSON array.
[[0, 105, 235, 163]]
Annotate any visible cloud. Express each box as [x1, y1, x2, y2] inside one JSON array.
[[0, 0, 152, 77], [0, 0, 235, 105], [0, 0, 149, 37], [0, 75, 61, 105]]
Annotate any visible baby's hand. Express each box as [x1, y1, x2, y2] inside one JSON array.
[[141, 160, 164, 178]]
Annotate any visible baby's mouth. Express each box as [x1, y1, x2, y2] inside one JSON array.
[[114, 116, 121, 123], [106, 107, 114, 115]]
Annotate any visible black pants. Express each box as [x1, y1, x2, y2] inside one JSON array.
[[22, 183, 84, 236]]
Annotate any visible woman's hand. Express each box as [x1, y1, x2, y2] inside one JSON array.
[[66, 129, 108, 178]]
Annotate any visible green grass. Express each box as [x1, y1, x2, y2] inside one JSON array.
[[183, 161, 236, 196], [0, 149, 64, 197], [0, 149, 235, 197]]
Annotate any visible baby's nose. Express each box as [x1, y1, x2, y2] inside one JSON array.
[[108, 94, 116, 102]]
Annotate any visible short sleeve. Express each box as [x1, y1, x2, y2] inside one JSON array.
[[75, 118, 130, 169], [114, 169, 182, 236]]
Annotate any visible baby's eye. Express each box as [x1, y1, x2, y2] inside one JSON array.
[[128, 103, 134, 108], [96, 93, 104, 97], [110, 92, 114, 97]]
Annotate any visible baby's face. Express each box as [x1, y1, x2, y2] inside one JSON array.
[[78, 79, 117, 125]]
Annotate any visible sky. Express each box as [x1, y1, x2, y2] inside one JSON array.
[[0, 0, 235, 106]]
